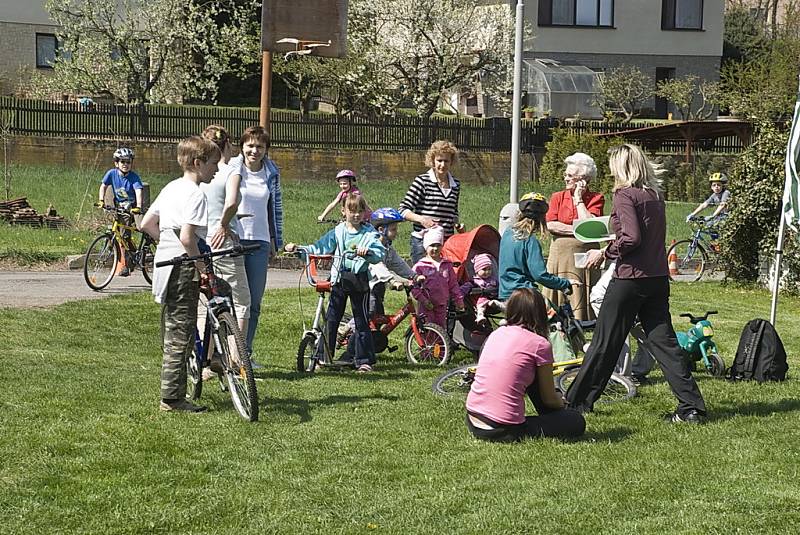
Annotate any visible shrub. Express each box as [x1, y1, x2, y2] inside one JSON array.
[[719, 122, 800, 290], [538, 128, 623, 194]]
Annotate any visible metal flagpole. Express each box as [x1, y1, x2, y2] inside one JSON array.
[[769, 215, 786, 325], [509, 0, 524, 203], [769, 76, 800, 326]]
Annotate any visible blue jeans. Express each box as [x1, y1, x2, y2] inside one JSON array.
[[410, 235, 425, 264], [240, 239, 270, 353]]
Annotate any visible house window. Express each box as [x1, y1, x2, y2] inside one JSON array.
[[36, 33, 58, 68], [662, 0, 703, 30], [539, 0, 614, 27]]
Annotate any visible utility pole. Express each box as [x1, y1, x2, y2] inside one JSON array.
[[259, 51, 273, 133]]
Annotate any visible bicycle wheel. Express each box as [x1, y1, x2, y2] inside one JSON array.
[[705, 351, 726, 378], [186, 344, 203, 401], [138, 234, 156, 285], [83, 233, 118, 290], [297, 333, 321, 373], [217, 312, 258, 422], [668, 240, 707, 282], [556, 369, 637, 404], [432, 364, 476, 396], [405, 322, 451, 366]]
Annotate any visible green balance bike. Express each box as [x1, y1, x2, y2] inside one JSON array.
[[676, 310, 725, 377]]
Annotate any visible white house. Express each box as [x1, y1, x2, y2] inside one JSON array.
[[461, 0, 725, 118], [0, 1, 58, 95]]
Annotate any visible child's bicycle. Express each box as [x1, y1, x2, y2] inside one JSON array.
[[676, 310, 725, 377], [432, 300, 636, 403], [337, 281, 452, 366], [667, 216, 722, 282], [293, 247, 451, 371], [83, 204, 156, 290], [156, 244, 260, 422]]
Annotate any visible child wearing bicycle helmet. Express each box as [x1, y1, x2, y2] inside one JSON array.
[[686, 172, 730, 224], [498, 192, 575, 300], [367, 207, 419, 316], [99, 147, 143, 210], [318, 169, 372, 222]]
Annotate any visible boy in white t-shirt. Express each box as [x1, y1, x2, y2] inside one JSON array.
[[140, 136, 221, 413]]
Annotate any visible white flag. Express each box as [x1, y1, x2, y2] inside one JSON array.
[[783, 77, 800, 232]]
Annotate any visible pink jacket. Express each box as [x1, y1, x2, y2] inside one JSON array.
[[412, 257, 464, 309]]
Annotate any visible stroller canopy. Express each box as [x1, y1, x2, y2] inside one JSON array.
[[441, 224, 501, 283]]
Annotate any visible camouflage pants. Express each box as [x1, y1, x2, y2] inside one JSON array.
[[160, 263, 200, 401]]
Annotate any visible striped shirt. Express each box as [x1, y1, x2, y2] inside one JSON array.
[[399, 170, 461, 237]]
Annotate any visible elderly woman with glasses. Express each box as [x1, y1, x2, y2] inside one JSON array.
[[542, 152, 605, 320]]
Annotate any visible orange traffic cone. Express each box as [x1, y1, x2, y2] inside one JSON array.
[[668, 240, 679, 275]]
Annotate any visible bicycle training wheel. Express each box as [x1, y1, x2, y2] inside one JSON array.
[[556, 369, 637, 404], [297, 333, 321, 373], [218, 312, 258, 422], [432, 364, 476, 396], [668, 240, 707, 282], [405, 323, 451, 366], [706, 351, 726, 378], [139, 234, 156, 285], [83, 234, 118, 290]]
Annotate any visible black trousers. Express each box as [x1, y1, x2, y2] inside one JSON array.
[[466, 382, 586, 442], [319, 282, 375, 366], [565, 276, 706, 416]]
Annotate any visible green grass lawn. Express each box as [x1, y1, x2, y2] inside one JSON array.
[[1, 282, 799, 533], [1, 164, 698, 265]]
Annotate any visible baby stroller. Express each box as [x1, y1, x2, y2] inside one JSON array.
[[441, 224, 503, 356]]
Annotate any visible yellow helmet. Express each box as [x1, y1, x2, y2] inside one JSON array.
[[709, 172, 728, 183], [518, 192, 548, 219]]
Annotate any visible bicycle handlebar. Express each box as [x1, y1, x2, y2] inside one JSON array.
[[155, 244, 260, 268]]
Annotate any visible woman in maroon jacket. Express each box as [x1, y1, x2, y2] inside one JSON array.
[[564, 144, 707, 423]]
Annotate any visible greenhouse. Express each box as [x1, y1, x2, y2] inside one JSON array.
[[523, 59, 602, 119]]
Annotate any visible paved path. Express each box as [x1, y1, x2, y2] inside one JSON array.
[[0, 269, 301, 309]]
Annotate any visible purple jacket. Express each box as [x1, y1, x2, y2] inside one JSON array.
[[412, 257, 464, 308], [605, 187, 669, 279]]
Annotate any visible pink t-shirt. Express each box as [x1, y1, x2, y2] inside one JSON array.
[[466, 325, 553, 425]]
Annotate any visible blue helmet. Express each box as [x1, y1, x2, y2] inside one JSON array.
[[370, 207, 404, 228]]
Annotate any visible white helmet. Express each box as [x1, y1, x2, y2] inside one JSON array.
[[113, 147, 134, 161]]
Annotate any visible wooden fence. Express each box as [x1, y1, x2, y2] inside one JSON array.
[[0, 97, 746, 154]]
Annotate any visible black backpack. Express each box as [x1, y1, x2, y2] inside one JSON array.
[[728, 319, 789, 382]]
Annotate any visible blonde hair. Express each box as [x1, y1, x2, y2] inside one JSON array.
[[424, 140, 459, 168], [343, 192, 368, 214], [608, 144, 662, 195], [511, 209, 548, 241], [177, 136, 221, 170], [202, 124, 230, 150]]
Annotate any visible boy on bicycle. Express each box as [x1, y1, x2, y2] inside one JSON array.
[[98, 147, 144, 275], [367, 207, 421, 316], [140, 136, 221, 413], [99, 147, 144, 210], [686, 172, 730, 225]]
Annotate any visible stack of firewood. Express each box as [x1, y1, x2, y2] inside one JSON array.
[[0, 197, 69, 229]]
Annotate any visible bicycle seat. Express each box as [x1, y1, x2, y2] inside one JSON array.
[[577, 319, 596, 330]]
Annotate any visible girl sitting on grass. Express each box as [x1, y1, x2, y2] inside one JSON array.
[[465, 288, 586, 442]]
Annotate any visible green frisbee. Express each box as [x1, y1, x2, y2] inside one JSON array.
[[572, 216, 615, 243]]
